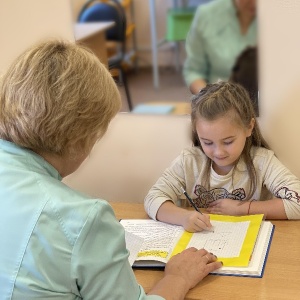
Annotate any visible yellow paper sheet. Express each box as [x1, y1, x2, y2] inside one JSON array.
[[171, 214, 264, 267]]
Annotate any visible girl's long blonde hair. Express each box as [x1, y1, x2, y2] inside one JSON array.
[[191, 81, 269, 199]]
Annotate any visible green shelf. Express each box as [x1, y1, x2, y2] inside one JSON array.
[[166, 8, 196, 41]]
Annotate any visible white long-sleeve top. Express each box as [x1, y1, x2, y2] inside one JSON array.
[[144, 146, 300, 220]]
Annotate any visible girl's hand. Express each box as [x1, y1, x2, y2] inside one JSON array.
[[206, 199, 249, 215], [182, 211, 213, 232]]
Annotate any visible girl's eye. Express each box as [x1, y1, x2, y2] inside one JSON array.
[[224, 140, 233, 145], [203, 142, 213, 146]]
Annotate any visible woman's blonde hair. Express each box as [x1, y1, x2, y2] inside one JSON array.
[[191, 81, 269, 199], [0, 40, 121, 156]]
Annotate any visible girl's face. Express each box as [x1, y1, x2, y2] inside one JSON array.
[[195, 114, 254, 175]]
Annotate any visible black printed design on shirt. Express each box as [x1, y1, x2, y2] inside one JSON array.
[[192, 184, 246, 208], [275, 187, 300, 203]]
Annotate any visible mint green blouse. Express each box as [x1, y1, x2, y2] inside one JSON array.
[[183, 0, 257, 87], [0, 139, 163, 300]]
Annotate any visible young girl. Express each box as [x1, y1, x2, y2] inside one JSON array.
[[144, 81, 300, 232]]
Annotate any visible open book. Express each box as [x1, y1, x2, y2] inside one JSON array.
[[120, 214, 274, 278]]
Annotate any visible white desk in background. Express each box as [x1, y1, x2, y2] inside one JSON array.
[[74, 22, 114, 67]]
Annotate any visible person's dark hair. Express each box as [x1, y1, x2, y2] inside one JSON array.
[[191, 81, 269, 199], [230, 46, 259, 116]]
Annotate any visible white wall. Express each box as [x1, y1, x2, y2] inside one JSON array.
[[259, 0, 300, 177], [0, 0, 74, 74], [63, 113, 192, 202], [133, 0, 178, 66]]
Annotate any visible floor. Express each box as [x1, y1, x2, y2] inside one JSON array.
[[116, 66, 193, 112]]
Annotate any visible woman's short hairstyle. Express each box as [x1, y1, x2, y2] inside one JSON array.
[[0, 40, 121, 157]]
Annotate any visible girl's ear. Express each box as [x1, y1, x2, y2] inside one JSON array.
[[247, 118, 255, 136]]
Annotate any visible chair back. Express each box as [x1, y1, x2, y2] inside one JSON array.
[[78, 0, 126, 44], [63, 113, 192, 203], [77, 0, 133, 110]]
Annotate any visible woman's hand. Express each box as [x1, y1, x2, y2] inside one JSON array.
[[148, 248, 222, 299], [165, 248, 222, 290], [206, 199, 249, 215]]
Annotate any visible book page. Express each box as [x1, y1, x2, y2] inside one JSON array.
[[121, 214, 263, 268], [121, 219, 183, 263], [124, 231, 144, 266], [187, 220, 250, 258], [211, 221, 274, 277]]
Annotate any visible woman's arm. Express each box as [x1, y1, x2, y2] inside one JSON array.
[[189, 79, 207, 95], [183, 6, 209, 91]]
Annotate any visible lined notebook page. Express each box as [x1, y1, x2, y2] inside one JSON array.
[[187, 220, 249, 258], [124, 231, 144, 266]]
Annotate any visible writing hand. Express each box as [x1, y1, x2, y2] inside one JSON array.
[[182, 211, 213, 232]]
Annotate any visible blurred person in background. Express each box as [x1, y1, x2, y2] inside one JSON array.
[[183, 0, 257, 94]]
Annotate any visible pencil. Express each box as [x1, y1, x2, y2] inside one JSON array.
[[180, 186, 202, 214], [180, 187, 214, 232]]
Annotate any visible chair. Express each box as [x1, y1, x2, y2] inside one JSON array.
[[78, 0, 133, 111]]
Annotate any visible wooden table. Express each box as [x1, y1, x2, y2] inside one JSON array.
[[74, 22, 114, 66], [110, 202, 300, 300]]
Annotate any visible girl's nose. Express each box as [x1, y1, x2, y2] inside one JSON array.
[[214, 145, 225, 156]]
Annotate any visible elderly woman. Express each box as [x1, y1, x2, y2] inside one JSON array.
[[0, 40, 221, 299]]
